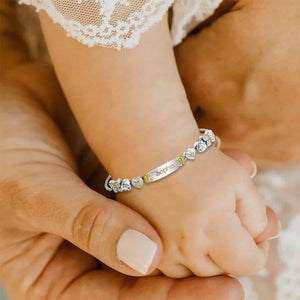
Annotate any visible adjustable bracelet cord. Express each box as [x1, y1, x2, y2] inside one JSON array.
[[104, 129, 215, 193]]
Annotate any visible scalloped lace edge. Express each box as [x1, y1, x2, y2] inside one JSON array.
[[18, 0, 175, 49]]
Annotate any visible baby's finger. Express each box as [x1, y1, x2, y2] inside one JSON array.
[[235, 180, 268, 239], [159, 263, 193, 278], [184, 255, 224, 277], [222, 149, 257, 178], [209, 215, 269, 276]]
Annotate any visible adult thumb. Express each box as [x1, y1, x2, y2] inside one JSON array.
[[20, 168, 163, 277]]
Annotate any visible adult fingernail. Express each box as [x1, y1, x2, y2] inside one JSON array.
[[117, 229, 157, 275], [267, 220, 282, 241], [267, 233, 280, 241], [250, 161, 257, 178]]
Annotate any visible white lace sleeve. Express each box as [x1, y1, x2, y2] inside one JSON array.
[[18, 0, 221, 49], [18, 0, 175, 49]]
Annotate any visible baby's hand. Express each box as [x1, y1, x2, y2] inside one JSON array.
[[117, 146, 268, 278]]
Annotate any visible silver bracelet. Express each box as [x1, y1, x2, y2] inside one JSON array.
[[104, 128, 215, 193]]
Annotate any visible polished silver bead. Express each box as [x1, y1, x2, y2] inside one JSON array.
[[194, 140, 207, 152], [109, 178, 123, 193], [121, 179, 132, 191], [183, 147, 196, 160], [201, 135, 212, 146], [205, 129, 215, 142], [132, 177, 144, 189]]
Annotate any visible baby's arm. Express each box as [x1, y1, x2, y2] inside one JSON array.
[[40, 13, 199, 176], [39, 12, 269, 277]]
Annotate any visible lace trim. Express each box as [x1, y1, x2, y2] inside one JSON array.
[[18, 0, 175, 49]]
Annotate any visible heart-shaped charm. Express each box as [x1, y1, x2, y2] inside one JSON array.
[[184, 148, 196, 160], [132, 177, 144, 189]]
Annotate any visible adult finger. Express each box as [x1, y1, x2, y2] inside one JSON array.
[[60, 271, 244, 300], [8, 166, 163, 277], [0, 238, 244, 300], [255, 206, 281, 243]]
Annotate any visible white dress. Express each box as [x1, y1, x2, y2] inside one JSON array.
[[18, 0, 223, 49]]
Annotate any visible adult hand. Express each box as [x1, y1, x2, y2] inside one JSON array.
[[0, 68, 247, 300], [0, 73, 277, 300], [175, 0, 300, 167]]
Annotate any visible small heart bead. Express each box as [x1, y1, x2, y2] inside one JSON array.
[[132, 177, 144, 189], [184, 148, 196, 160]]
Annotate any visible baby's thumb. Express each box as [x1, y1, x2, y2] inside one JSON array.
[[26, 171, 162, 276]]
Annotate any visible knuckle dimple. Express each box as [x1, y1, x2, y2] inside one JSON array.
[[176, 233, 187, 256]]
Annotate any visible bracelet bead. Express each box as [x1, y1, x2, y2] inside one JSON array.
[[201, 134, 211, 146], [132, 177, 144, 188], [194, 140, 207, 152], [121, 179, 132, 192], [183, 148, 196, 160]]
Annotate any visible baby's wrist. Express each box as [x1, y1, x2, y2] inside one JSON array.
[[106, 112, 199, 180], [106, 126, 217, 195]]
